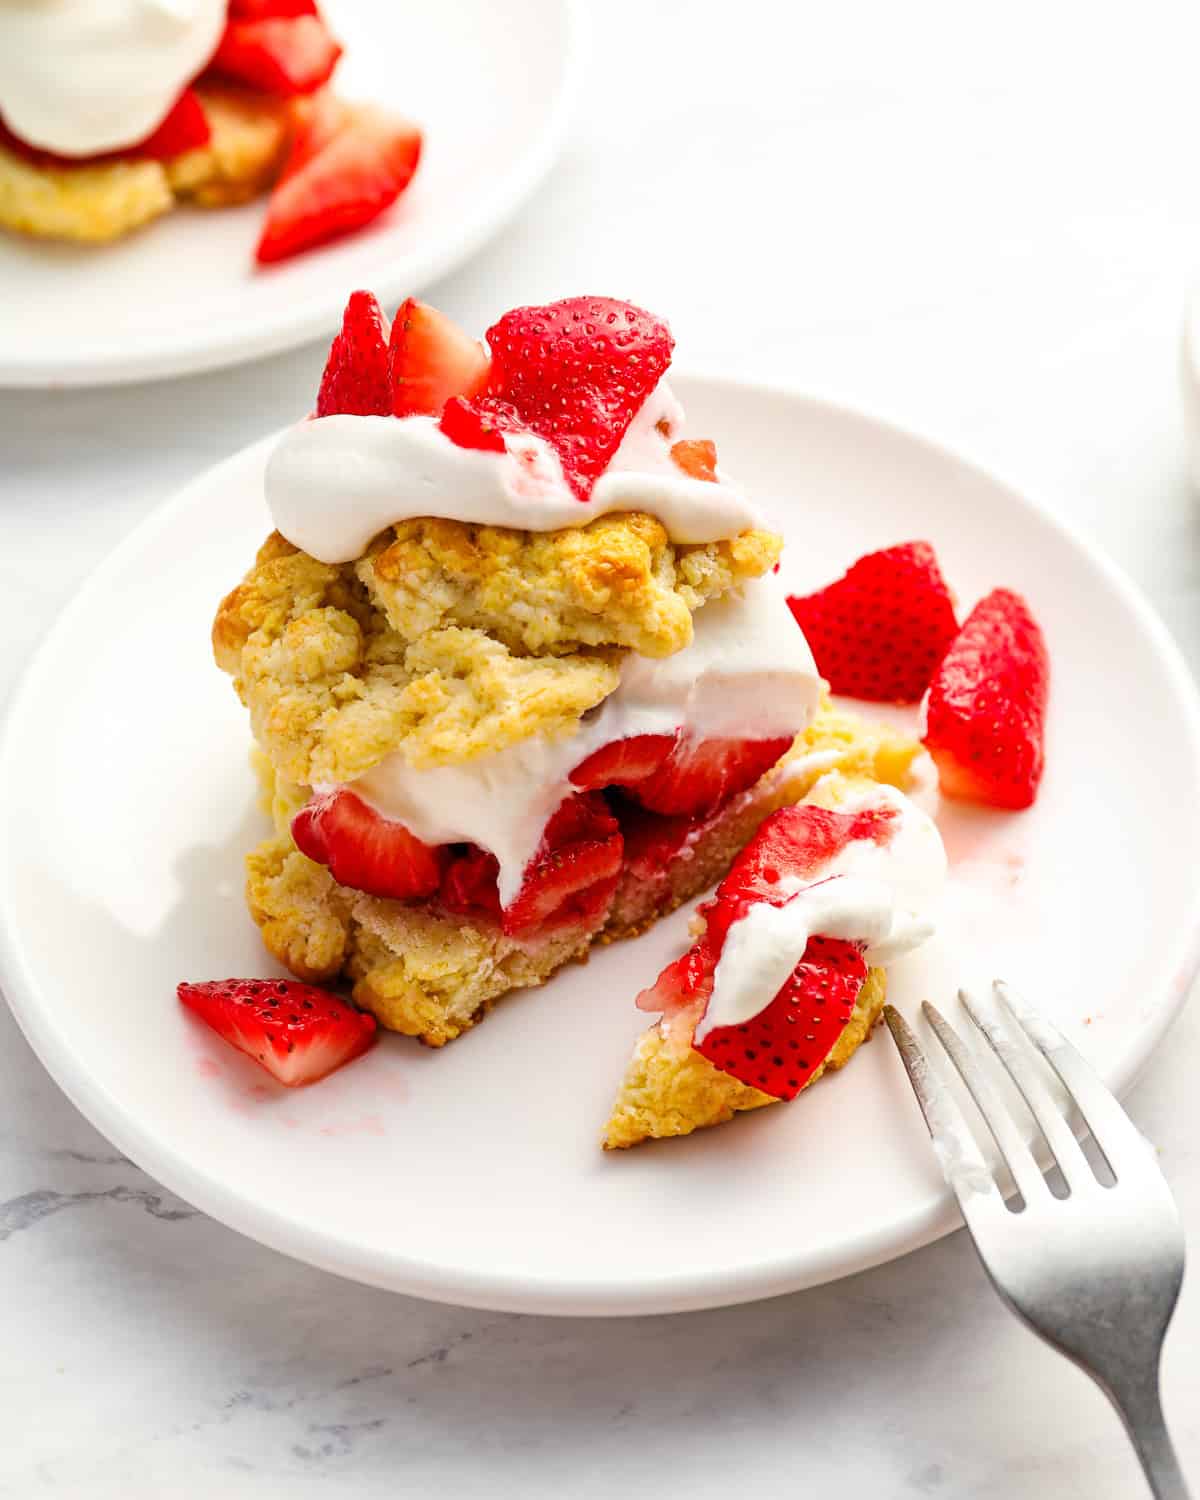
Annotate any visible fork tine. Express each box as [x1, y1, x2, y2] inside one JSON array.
[[921, 1002, 1048, 1204], [993, 980, 1159, 1182], [883, 1006, 1005, 1224], [958, 986, 1095, 1193]]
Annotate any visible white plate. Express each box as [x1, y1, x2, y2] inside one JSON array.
[[0, 0, 581, 388], [3, 376, 1199, 1316]]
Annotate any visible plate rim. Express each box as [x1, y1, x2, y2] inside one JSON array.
[[3, 373, 1199, 1316], [0, 0, 586, 390]]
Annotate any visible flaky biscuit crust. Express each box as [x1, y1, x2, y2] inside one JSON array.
[[358, 515, 782, 659]]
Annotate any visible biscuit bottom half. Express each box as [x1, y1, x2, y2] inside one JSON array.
[[242, 700, 923, 1048]]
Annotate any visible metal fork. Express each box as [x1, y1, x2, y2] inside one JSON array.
[[885, 982, 1190, 1500]]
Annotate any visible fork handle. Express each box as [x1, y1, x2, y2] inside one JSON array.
[[1104, 1369, 1191, 1500]]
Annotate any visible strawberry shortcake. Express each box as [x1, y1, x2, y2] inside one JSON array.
[[0, 1, 421, 261], [211, 292, 928, 1049]]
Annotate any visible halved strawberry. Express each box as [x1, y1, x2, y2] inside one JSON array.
[[389, 300, 490, 418], [0, 86, 210, 165], [694, 936, 868, 1099], [439, 792, 623, 938], [316, 289, 391, 417], [178, 977, 375, 1087], [568, 733, 678, 792], [207, 13, 342, 96], [922, 587, 1049, 809], [787, 541, 959, 703], [670, 439, 718, 482], [626, 735, 792, 817], [256, 112, 421, 264], [291, 788, 445, 900], [453, 298, 674, 499]]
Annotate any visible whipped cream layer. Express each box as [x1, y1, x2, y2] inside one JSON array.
[[0, 0, 226, 157], [344, 577, 821, 907], [266, 381, 767, 564], [696, 782, 946, 1040]]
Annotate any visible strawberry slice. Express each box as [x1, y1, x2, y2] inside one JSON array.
[[389, 300, 490, 418], [694, 936, 869, 1099], [787, 541, 959, 703], [179, 978, 375, 1087], [207, 14, 342, 96], [316, 289, 392, 417], [626, 735, 792, 817], [454, 298, 674, 500], [439, 792, 623, 937], [568, 733, 678, 792], [922, 587, 1049, 809], [438, 397, 509, 451], [280, 89, 346, 181], [256, 111, 422, 264], [0, 86, 210, 165], [291, 788, 445, 900]]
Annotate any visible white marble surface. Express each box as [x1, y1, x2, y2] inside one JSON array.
[[3, 1, 1200, 1493]]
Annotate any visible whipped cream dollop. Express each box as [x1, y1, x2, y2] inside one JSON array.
[[345, 576, 821, 907], [266, 381, 767, 564], [0, 0, 225, 156], [695, 782, 946, 1040]]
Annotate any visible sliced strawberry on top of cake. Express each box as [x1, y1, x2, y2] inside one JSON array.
[[603, 772, 946, 1148]]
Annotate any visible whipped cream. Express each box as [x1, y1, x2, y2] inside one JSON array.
[[695, 782, 946, 1040], [0, 0, 225, 157], [345, 576, 821, 907], [266, 381, 767, 564]]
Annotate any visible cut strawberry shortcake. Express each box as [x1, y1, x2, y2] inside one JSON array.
[[603, 771, 946, 1148], [0, 1, 421, 261], [212, 291, 928, 1048]]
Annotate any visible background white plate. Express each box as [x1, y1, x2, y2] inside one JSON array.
[[2, 376, 1199, 1316], [0, 0, 581, 388]]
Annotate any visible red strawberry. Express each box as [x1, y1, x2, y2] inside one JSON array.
[[459, 298, 674, 499], [291, 788, 445, 900], [439, 792, 622, 937], [694, 936, 868, 1099], [627, 734, 792, 817], [670, 439, 718, 482], [208, 14, 342, 96], [256, 112, 421, 263], [787, 541, 959, 703], [389, 300, 490, 417], [922, 587, 1049, 809], [701, 801, 897, 950], [316, 290, 391, 417], [178, 978, 375, 1087], [228, 0, 318, 18], [0, 87, 209, 165], [568, 733, 678, 792], [438, 397, 509, 451], [279, 89, 346, 182], [634, 937, 717, 1017]]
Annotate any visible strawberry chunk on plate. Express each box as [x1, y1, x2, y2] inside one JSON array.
[[256, 111, 422, 264], [923, 587, 1049, 809], [787, 541, 959, 703], [178, 977, 375, 1087], [316, 289, 392, 417], [291, 788, 446, 900], [389, 300, 490, 418], [208, 13, 342, 97]]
